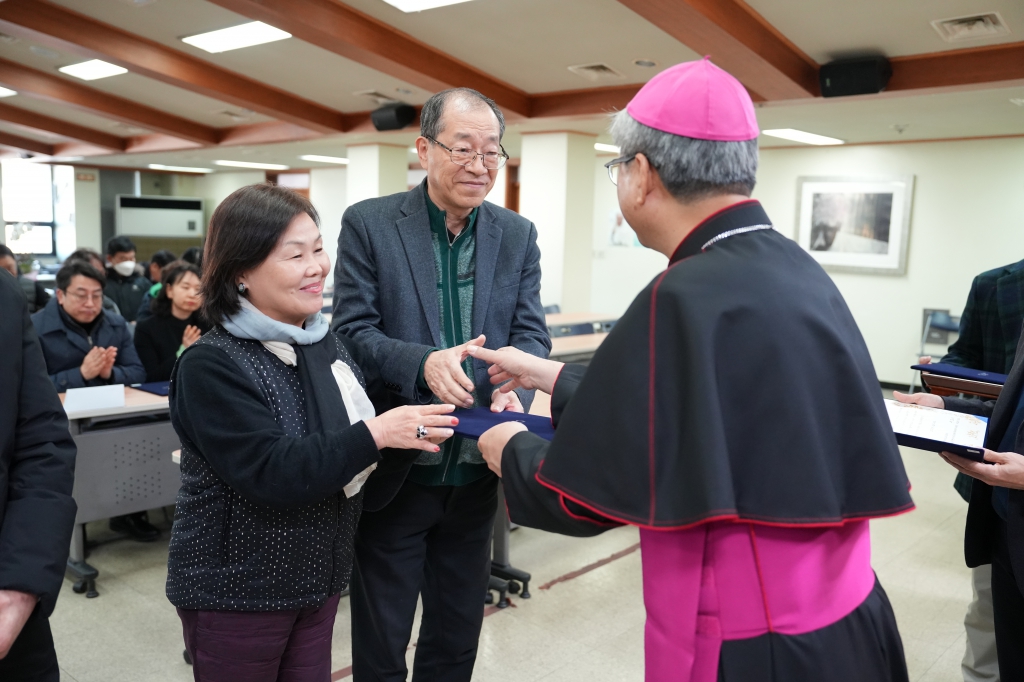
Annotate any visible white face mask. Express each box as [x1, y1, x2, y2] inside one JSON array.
[[112, 260, 136, 277]]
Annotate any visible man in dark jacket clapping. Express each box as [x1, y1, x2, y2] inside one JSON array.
[[0, 268, 77, 682]]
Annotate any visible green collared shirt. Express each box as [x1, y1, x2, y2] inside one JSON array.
[[408, 187, 490, 487]]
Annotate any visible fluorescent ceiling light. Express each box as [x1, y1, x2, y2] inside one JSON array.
[[59, 59, 128, 81], [214, 159, 289, 170], [0, 87, 16, 98], [594, 143, 620, 154], [299, 154, 349, 165], [761, 129, 844, 146], [381, 0, 476, 12], [149, 164, 214, 174], [182, 22, 291, 54]]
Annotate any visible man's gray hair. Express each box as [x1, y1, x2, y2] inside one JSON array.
[[421, 88, 505, 141], [610, 110, 758, 202]]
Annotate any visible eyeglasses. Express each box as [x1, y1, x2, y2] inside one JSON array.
[[604, 154, 637, 186], [63, 290, 104, 304], [426, 136, 509, 170]]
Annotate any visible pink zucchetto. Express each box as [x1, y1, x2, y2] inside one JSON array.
[[626, 57, 759, 142]]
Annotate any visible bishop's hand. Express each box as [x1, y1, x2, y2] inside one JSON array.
[[478, 421, 528, 477], [466, 345, 563, 395], [892, 390, 944, 409]]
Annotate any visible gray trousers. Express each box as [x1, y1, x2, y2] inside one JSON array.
[[963, 564, 999, 682]]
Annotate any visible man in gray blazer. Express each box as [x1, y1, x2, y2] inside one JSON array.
[[333, 87, 550, 681]]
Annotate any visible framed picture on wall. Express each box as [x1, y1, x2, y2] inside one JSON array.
[[795, 176, 915, 276]]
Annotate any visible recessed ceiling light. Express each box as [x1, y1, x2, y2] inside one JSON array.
[[182, 22, 291, 54], [634, 59, 657, 68], [148, 164, 214, 173], [761, 129, 844, 146], [0, 87, 16, 98], [214, 160, 289, 170], [381, 0, 476, 12], [299, 155, 349, 165], [59, 59, 128, 81], [594, 143, 620, 154], [396, 88, 413, 95]]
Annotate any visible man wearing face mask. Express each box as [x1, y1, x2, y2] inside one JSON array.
[[104, 236, 150, 323]]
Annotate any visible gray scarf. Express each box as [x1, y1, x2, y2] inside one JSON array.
[[221, 297, 329, 346]]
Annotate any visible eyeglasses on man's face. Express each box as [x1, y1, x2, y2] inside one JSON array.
[[604, 154, 638, 186], [426, 136, 509, 170], [63, 289, 104, 304]]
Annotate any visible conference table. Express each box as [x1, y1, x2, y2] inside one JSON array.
[[60, 387, 179, 598]]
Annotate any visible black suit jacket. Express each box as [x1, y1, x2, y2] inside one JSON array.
[[945, 327, 1024, 588], [0, 271, 77, 616]]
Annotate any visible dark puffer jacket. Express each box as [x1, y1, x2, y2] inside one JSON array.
[[166, 326, 391, 611]]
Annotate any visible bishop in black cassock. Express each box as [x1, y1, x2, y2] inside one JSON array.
[[470, 59, 914, 682]]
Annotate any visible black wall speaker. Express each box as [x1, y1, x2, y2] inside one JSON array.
[[371, 102, 417, 131], [819, 57, 892, 98]]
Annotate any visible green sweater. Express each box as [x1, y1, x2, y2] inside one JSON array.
[[406, 191, 491, 487]]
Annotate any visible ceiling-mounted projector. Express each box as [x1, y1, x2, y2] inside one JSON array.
[[371, 102, 417, 131]]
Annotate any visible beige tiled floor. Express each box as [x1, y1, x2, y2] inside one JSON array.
[[53, 443, 973, 682]]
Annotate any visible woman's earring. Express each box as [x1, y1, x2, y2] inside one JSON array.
[[237, 282, 247, 294]]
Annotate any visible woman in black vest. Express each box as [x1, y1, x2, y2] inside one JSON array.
[[133, 261, 209, 382], [167, 184, 457, 682]]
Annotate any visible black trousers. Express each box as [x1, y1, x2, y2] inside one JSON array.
[[992, 519, 1024, 679], [351, 475, 498, 682], [0, 606, 59, 682]]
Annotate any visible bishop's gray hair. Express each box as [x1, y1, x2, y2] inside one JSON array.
[[610, 110, 758, 202], [421, 88, 505, 141]]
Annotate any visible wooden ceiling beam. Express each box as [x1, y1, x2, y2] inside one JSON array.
[[531, 84, 642, 119], [206, 0, 532, 117], [0, 101, 126, 150], [0, 0, 347, 134], [0, 129, 54, 155], [0, 58, 217, 144], [615, 0, 818, 100], [888, 41, 1024, 92]]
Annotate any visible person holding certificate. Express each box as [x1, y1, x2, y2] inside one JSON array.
[[471, 58, 915, 682]]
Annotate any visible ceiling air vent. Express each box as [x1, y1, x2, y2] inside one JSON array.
[[567, 63, 625, 83], [932, 12, 1009, 42], [354, 90, 398, 106]]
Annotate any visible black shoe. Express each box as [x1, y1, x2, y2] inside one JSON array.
[[109, 512, 160, 542]]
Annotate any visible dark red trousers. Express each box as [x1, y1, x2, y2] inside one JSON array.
[[177, 593, 341, 682]]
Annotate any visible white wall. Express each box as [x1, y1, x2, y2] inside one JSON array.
[[754, 138, 1024, 384], [194, 171, 266, 229], [309, 167, 347, 287], [73, 168, 102, 252]]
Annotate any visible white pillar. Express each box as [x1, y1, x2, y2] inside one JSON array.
[[309, 167, 348, 287], [345, 144, 408, 206], [517, 132, 596, 312]]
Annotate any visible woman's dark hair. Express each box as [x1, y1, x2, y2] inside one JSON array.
[[202, 183, 320, 322], [56, 259, 106, 290], [152, 260, 202, 317], [149, 249, 177, 268]]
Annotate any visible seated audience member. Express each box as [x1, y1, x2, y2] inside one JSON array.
[[104, 236, 150, 322], [167, 184, 457, 680], [0, 244, 49, 313], [135, 249, 177, 323], [32, 260, 156, 542], [181, 246, 202, 268], [134, 261, 209, 382], [66, 248, 121, 316]]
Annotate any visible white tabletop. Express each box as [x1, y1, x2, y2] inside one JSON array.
[[60, 387, 169, 421]]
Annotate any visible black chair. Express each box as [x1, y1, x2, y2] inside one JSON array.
[[543, 304, 561, 314], [548, 322, 596, 338]]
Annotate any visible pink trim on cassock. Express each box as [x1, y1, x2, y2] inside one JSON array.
[[640, 519, 875, 682]]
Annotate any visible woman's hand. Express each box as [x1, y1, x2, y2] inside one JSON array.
[[892, 390, 944, 409], [940, 449, 1024, 490], [465, 345, 563, 395], [182, 325, 202, 349], [365, 404, 458, 453]]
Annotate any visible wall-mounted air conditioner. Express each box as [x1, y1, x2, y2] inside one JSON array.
[[116, 195, 204, 238]]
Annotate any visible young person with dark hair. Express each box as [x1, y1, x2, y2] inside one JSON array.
[[0, 244, 49, 313], [167, 184, 458, 680], [134, 261, 208, 382], [104, 236, 149, 322], [136, 249, 179, 323]]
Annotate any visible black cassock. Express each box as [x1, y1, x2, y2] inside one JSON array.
[[500, 200, 913, 680]]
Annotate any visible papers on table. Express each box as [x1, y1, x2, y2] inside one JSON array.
[[884, 399, 987, 462], [63, 384, 125, 414]]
